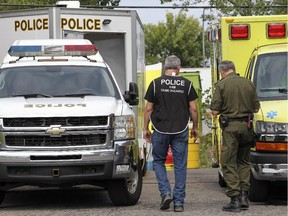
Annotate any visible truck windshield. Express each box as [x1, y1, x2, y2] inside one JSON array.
[[255, 52, 287, 99], [0, 66, 121, 99]]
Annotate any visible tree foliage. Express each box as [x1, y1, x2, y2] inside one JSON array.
[[0, 0, 120, 11], [145, 12, 208, 67], [160, 0, 287, 16]]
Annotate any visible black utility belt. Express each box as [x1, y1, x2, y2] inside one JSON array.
[[219, 115, 254, 130], [228, 117, 248, 122]]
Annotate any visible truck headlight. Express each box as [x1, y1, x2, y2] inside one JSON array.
[[114, 115, 136, 140], [256, 121, 288, 134]]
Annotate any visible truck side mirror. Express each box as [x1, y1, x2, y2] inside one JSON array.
[[123, 82, 139, 106]]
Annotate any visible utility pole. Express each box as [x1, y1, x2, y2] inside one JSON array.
[[202, 9, 206, 67]]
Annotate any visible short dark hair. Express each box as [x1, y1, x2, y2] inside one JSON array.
[[164, 55, 181, 69], [218, 60, 236, 73]]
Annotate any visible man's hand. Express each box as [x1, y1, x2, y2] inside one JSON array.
[[190, 128, 198, 138], [143, 129, 152, 143], [211, 109, 220, 116]]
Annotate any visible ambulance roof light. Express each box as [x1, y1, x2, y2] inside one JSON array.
[[267, 23, 286, 38], [230, 24, 249, 40], [8, 44, 98, 57]]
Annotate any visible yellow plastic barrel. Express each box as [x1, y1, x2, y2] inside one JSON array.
[[187, 136, 200, 169]]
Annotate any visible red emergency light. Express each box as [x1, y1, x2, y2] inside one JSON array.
[[230, 24, 249, 40], [267, 23, 287, 38]]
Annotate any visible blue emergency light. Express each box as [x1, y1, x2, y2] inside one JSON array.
[[8, 44, 98, 57]]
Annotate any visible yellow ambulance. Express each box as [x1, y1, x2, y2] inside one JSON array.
[[209, 15, 287, 202]]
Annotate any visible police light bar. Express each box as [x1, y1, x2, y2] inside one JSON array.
[[230, 24, 249, 40], [8, 44, 98, 57], [267, 23, 287, 38]]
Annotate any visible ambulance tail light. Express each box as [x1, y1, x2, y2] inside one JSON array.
[[8, 44, 98, 57], [230, 24, 249, 40], [267, 23, 286, 38]]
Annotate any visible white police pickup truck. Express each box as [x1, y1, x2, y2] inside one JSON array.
[[0, 39, 142, 206]]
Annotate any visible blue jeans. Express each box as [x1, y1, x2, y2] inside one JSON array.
[[152, 129, 188, 205]]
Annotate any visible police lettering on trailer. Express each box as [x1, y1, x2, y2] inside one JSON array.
[[61, 18, 101, 30], [14, 18, 102, 32], [145, 75, 198, 134], [14, 19, 49, 31]]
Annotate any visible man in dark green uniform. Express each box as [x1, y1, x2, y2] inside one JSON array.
[[210, 61, 260, 212]]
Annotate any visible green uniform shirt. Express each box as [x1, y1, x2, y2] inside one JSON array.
[[210, 72, 260, 118]]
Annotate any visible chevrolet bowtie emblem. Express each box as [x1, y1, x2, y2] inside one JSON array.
[[46, 126, 65, 136]]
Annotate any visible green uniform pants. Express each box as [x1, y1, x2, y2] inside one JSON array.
[[221, 121, 254, 197]]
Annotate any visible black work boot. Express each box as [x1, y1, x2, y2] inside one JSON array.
[[222, 196, 241, 213], [239, 191, 249, 209]]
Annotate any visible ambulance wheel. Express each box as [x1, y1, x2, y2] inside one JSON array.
[[248, 172, 268, 202], [107, 160, 143, 206]]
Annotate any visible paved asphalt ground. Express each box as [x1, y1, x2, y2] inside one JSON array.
[[0, 168, 287, 216]]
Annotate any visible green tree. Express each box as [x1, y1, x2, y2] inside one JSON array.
[[160, 0, 287, 16], [0, 0, 120, 11], [145, 12, 208, 67]]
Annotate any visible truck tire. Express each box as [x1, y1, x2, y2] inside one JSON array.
[[218, 171, 227, 187], [107, 161, 143, 206], [0, 191, 5, 205], [248, 172, 268, 202]]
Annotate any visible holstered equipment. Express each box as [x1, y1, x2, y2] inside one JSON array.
[[219, 115, 228, 130]]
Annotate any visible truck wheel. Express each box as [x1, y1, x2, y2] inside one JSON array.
[[107, 161, 143, 206], [0, 191, 5, 205], [218, 171, 227, 187], [248, 172, 268, 202]]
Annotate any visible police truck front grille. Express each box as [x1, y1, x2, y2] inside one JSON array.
[[3, 117, 108, 127], [5, 134, 107, 147]]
